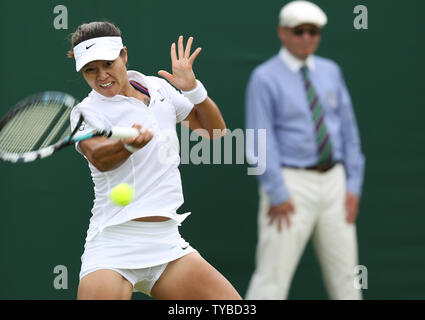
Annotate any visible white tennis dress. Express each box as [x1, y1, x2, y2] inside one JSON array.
[[70, 70, 197, 295]]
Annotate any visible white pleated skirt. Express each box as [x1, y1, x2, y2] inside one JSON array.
[[79, 218, 197, 280]]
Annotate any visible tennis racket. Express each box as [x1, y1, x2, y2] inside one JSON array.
[[0, 91, 139, 163]]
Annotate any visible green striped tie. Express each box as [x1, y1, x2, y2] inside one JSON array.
[[301, 66, 333, 164]]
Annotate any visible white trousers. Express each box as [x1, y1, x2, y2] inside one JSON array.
[[246, 164, 362, 300]]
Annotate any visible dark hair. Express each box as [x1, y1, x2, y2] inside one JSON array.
[[67, 21, 124, 59]]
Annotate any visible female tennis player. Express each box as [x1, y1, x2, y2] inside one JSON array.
[[68, 21, 241, 300]]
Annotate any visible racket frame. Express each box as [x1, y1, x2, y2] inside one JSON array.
[[0, 92, 139, 163]]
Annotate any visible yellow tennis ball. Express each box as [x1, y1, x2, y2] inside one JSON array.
[[110, 183, 134, 206]]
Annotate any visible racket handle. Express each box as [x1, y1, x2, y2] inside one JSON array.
[[110, 127, 140, 139]]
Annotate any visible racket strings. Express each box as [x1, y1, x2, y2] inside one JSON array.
[[0, 107, 37, 152], [38, 106, 72, 149], [0, 103, 72, 153]]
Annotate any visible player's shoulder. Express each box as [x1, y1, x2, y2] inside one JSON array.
[[145, 75, 181, 102], [127, 70, 168, 91], [146, 76, 165, 88], [146, 75, 175, 92], [70, 94, 103, 123], [73, 95, 96, 111]]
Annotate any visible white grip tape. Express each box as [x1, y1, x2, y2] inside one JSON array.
[[124, 144, 140, 153], [110, 127, 140, 139]]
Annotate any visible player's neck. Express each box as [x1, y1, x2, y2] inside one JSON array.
[[119, 81, 136, 98]]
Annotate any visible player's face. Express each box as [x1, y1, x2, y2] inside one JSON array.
[[81, 47, 130, 98], [278, 24, 321, 60]]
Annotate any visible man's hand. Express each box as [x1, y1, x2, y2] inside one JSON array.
[[268, 199, 295, 232], [158, 36, 202, 91], [345, 192, 359, 224]]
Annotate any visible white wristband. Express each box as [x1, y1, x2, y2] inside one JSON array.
[[181, 80, 208, 105], [124, 144, 140, 153]]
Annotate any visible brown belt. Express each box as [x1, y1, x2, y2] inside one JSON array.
[[284, 161, 338, 173], [305, 161, 338, 172]]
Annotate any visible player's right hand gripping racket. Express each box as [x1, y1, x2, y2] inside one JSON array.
[[0, 91, 140, 163]]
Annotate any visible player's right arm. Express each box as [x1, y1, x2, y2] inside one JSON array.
[[79, 124, 153, 172]]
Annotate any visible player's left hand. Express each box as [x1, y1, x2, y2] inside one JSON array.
[[158, 36, 202, 91], [345, 192, 359, 224]]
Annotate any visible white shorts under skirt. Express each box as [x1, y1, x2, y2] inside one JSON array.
[[79, 219, 197, 296]]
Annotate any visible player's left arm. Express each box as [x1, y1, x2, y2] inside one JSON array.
[[158, 36, 226, 139], [183, 97, 226, 139]]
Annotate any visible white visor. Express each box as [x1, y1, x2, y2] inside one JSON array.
[[73, 36, 124, 72]]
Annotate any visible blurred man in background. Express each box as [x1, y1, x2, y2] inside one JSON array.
[[245, 0, 365, 299]]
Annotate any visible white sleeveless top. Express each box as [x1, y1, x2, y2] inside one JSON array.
[[70, 70, 194, 241]]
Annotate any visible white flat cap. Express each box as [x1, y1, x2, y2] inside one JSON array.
[[279, 1, 327, 28]]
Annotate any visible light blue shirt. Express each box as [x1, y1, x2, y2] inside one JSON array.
[[245, 48, 365, 205]]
